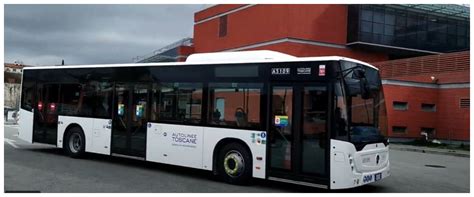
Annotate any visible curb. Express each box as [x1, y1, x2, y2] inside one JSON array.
[[390, 146, 470, 158]]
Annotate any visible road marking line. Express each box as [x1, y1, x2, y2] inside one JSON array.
[[4, 138, 20, 149]]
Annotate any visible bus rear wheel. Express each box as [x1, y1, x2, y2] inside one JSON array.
[[217, 142, 252, 185], [64, 127, 85, 158]]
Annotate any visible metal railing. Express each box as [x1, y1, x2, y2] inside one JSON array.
[[372, 51, 470, 79], [133, 37, 193, 63]]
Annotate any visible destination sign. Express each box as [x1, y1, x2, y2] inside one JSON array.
[[271, 68, 290, 75]]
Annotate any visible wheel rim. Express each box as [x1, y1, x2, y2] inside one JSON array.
[[223, 150, 245, 177], [69, 133, 82, 153]]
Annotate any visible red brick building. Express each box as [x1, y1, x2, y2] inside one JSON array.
[[193, 4, 389, 62], [138, 4, 470, 141], [374, 51, 469, 141]]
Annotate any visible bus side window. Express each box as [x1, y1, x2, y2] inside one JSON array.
[[21, 82, 35, 111], [158, 83, 202, 124], [208, 83, 262, 129], [58, 84, 82, 116]]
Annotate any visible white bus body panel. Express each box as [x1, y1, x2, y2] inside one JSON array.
[[146, 123, 204, 169], [146, 123, 267, 179], [330, 139, 390, 189], [18, 109, 34, 143], [57, 116, 111, 155]]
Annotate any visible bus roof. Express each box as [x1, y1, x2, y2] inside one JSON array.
[[23, 50, 378, 71]]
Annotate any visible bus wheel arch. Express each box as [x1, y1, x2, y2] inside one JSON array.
[[63, 124, 86, 158], [213, 138, 253, 185]]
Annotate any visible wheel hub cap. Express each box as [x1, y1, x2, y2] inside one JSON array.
[[69, 133, 82, 153], [224, 151, 245, 177]]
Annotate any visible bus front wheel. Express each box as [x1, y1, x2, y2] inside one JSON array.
[[217, 142, 252, 185], [64, 127, 86, 158]]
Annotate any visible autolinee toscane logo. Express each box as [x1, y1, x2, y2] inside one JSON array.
[[171, 132, 197, 146]]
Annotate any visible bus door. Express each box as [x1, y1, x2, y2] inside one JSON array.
[[112, 83, 150, 158], [268, 83, 329, 186], [33, 83, 59, 145]]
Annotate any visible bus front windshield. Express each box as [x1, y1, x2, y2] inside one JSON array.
[[341, 61, 388, 148]]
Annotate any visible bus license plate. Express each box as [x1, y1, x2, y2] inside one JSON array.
[[374, 173, 382, 181]]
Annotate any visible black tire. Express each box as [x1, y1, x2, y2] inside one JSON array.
[[63, 127, 86, 158], [216, 142, 252, 185]]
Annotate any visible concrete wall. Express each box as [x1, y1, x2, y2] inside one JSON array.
[[4, 83, 21, 109]]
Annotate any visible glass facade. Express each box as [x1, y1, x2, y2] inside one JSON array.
[[348, 5, 470, 53]]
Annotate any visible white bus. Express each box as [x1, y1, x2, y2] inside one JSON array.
[[18, 50, 389, 189]]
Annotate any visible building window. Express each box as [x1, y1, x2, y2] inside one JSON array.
[[349, 5, 470, 53], [373, 23, 384, 34], [208, 82, 263, 129], [361, 9, 373, 21], [421, 127, 435, 137], [392, 126, 407, 134], [393, 101, 408, 110], [421, 103, 436, 112], [460, 98, 469, 109], [219, 15, 227, 37], [361, 21, 373, 33]]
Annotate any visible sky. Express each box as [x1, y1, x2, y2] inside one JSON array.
[[4, 4, 207, 66]]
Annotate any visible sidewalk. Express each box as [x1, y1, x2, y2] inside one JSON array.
[[390, 143, 470, 158]]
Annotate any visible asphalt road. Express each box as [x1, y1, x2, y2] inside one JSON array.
[[4, 125, 470, 193]]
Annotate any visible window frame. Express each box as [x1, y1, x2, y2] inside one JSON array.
[[393, 101, 408, 111], [157, 82, 204, 124], [421, 103, 436, 112], [392, 126, 407, 134], [207, 82, 264, 130], [218, 15, 228, 37]]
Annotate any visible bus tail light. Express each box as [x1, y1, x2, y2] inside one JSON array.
[[49, 103, 56, 111], [38, 101, 43, 111]]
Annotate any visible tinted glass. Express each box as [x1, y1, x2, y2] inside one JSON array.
[[21, 71, 35, 111], [347, 5, 470, 52], [271, 86, 293, 170], [361, 9, 373, 21], [384, 13, 395, 25], [33, 83, 59, 144], [384, 25, 394, 36], [361, 21, 372, 33], [373, 23, 383, 34], [58, 84, 82, 116], [215, 65, 259, 77], [301, 86, 327, 174], [77, 81, 113, 118], [159, 83, 202, 124], [131, 84, 149, 153], [208, 83, 263, 129], [373, 11, 384, 23]]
